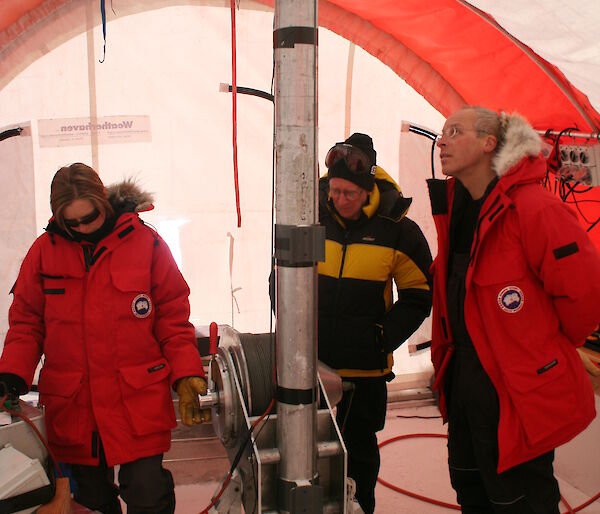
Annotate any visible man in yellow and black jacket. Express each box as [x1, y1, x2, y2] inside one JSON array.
[[318, 133, 433, 513]]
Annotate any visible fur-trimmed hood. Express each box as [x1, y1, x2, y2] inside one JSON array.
[[107, 179, 154, 214], [492, 112, 542, 177], [45, 179, 154, 241]]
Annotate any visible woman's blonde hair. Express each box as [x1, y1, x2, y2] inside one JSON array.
[[50, 163, 113, 231]]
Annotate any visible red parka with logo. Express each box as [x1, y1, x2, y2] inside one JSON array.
[[428, 114, 600, 473], [0, 181, 205, 466]]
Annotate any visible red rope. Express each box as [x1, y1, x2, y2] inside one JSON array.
[[377, 433, 460, 510], [230, 0, 241, 227], [0, 394, 63, 478], [377, 432, 600, 513]]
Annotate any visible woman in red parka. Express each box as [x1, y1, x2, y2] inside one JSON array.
[[0, 163, 208, 514]]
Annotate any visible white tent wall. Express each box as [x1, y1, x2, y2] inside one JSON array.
[[0, 4, 446, 377], [0, 124, 36, 346]]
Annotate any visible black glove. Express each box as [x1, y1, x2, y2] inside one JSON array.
[[0, 373, 28, 397]]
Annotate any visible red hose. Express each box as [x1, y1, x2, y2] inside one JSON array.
[[377, 432, 600, 513], [377, 433, 460, 510], [0, 393, 63, 478]]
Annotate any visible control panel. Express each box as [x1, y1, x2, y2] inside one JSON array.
[[554, 143, 600, 186]]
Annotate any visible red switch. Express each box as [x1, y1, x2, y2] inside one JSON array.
[[209, 322, 218, 355]]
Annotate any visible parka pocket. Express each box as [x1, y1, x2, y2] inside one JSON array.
[[502, 359, 574, 446], [41, 274, 83, 323], [118, 358, 176, 436], [110, 268, 153, 321], [470, 249, 536, 336], [110, 269, 150, 293], [41, 274, 66, 295], [38, 368, 84, 446], [472, 249, 527, 285]]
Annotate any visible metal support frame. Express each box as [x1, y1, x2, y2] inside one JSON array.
[[206, 327, 349, 512]]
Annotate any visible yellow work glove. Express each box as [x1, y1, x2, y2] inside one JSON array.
[[176, 376, 211, 426], [577, 348, 600, 392]]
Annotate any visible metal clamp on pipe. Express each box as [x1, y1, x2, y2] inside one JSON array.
[[275, 224, 325, 267]]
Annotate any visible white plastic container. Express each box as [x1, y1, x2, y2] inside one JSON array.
[[0, 443, 50, 514]]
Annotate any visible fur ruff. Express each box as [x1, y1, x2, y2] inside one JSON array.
[[106, 178, 154, 212], [492, 113, 542, 177]]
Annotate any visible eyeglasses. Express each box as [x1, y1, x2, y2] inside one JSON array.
[[438, 126, 484, 140], [329, 187, 362, 201], [325, 143, 376, 176], [64, 207, 101, 228]]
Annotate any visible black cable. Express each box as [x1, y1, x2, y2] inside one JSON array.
[[339, 383, 355, 434], [242, 335, 274, 416], [564, 198, 600, 205], [200, 387, 274, 514], [430, 138, 436, 179], [562, 180, 579, 203], [544, 145, 600, 232], [407, 126, 438, 140], [586, 216, 600, 233], [570, 185, 594, 194], [0, 127, 23, 141], [250, 404, 274, 514], [569, 193, 595, 225], [225, 85, 274, 103], [554, 127, 577, 170], [403, 124, 438, 178]]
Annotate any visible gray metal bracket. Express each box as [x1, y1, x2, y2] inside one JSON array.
[[275, 224, 325, 266]]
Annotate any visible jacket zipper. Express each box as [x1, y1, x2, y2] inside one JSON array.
[[469, 195, 503, 266], [81, 244, 92, 458], [331, 231, 349, 334], [82, 245, 94, 271]]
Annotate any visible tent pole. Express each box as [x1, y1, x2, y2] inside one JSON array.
[[273, 0, 324, 512], [344, 42, 355, 139], [85, 1, 100, 172], [537, 129, 600, 142]]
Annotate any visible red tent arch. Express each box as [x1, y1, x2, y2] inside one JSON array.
[[1, 0, 600, 249]]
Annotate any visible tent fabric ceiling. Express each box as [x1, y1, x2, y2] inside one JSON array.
[[306, 0, 600, 132], [1, 0, 599, 132]]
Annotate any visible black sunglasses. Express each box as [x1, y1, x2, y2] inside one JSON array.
[[64, 207, 101, 228]]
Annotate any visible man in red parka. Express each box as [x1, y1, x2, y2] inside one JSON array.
[[428, 107, 600, 513], [0, 163, 208, 514]]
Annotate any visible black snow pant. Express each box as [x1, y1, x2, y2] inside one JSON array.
[[447, 344, 560, 514], [69, 442, 175, 514], [336, 377, 387, 514]]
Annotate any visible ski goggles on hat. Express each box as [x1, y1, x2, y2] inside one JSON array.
[[324, 143, 376, 176]]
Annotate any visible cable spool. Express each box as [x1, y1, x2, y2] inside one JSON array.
[[211, 327, 277, 447], [239, 333, 275, 416]]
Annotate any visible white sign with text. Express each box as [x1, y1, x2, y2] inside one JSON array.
[[38, 115, 152, 147]]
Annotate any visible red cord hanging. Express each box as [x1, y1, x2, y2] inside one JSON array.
[[0, 394, 64, 478], [230, 0, 241, 227]]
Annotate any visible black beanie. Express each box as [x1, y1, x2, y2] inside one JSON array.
[[327, 133, 377, 191]]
